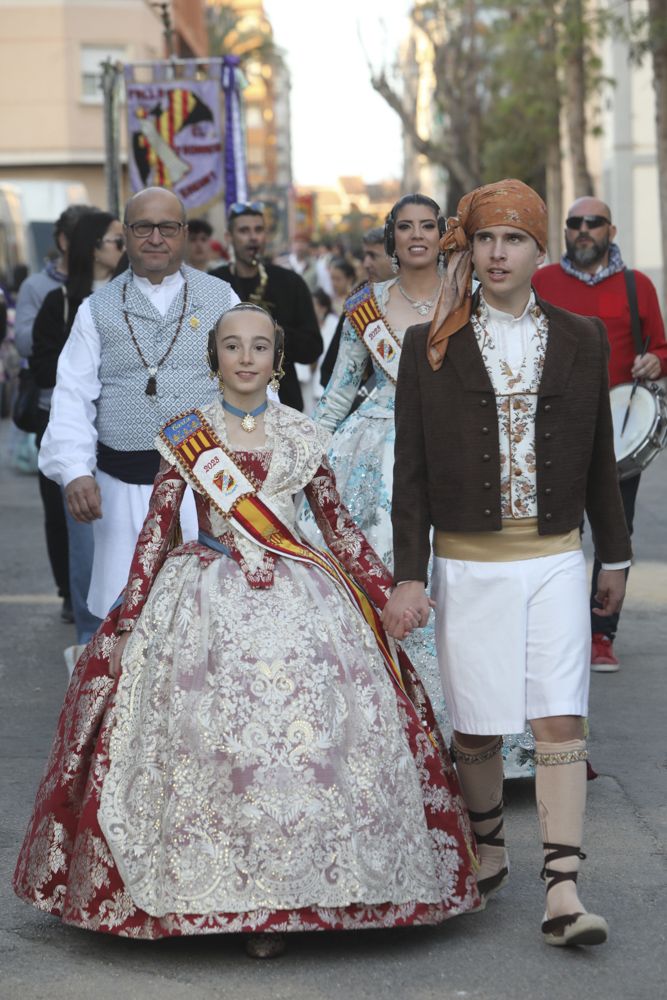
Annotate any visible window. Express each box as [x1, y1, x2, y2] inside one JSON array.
[[80, 45, 126, 102]]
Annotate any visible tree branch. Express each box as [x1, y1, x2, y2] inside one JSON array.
[[370, 70, 480, 191]]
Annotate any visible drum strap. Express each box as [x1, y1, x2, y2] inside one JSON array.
[[623, 269, 644, 355]]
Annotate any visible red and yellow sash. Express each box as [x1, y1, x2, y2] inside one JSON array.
[[160, 410, 406, 693], [344, 283, 403, 384]]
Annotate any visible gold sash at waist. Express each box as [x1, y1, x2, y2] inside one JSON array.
[[433, 517, 581, 562]]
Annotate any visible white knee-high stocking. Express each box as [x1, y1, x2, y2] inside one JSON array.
[[535, 739, 588, 919], [453, 736, 506, 884]]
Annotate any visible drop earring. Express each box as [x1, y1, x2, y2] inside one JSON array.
[[217, 372, 224, 394], [268, 354, 285, 394], [438, 250, 446, 276], [391, 253, 399, 274]]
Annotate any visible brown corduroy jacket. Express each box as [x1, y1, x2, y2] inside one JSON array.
[[392, 294, 632, 583]]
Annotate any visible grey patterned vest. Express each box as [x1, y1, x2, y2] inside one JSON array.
[[89, 266, 235, 451]]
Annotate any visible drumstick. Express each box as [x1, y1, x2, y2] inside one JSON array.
[[620, 334, 651, 436]]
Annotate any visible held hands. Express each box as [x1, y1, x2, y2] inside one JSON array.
[[593, 569, 626, 618], [382, 581, 434, 640], [65, 475, 102, 523], [631, 351, 661, 381], [109, 632, 130, 679]]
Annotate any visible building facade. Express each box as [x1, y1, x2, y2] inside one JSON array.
[[0, 0, 209, 210]]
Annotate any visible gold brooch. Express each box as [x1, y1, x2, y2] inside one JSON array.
[[189, 316, 200, 329]]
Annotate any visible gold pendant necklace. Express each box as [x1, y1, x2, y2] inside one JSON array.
[[222, 397, 269, 432]]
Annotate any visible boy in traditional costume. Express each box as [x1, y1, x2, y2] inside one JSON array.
[[383, 180, 631, 947], [14, 304, 478, 957]]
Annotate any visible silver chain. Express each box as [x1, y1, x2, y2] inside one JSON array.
[[397, 279, 442, 316]]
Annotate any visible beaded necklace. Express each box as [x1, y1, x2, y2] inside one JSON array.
[[122, 273, 189, 396]]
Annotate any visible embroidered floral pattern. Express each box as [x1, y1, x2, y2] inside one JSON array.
[[298, 281, 451, 741], [472, 295, 549, 519], [13, 405, 478, 938]]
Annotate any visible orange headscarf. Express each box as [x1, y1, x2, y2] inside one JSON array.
[[427, 179, 548, 371]]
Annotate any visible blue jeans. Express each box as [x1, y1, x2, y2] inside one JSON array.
[[61, 492, 103, 644]]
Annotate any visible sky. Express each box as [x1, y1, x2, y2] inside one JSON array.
[[263, 0, 413, 187]]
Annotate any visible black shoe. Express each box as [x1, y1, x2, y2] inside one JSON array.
[[542, 912, 608, 946], [60, 598, 74, 624]]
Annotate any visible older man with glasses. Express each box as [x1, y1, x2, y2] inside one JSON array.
[[211, 201, 322, 411], [533, 196, 667, 672], [39, 186, 239, 623]]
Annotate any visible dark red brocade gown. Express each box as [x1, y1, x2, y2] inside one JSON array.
[[14, 435, 479, 938]]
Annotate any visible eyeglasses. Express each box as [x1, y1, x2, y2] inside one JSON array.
[[565, 215, 610, 231], [99, 236, 125, 251], [227, 200, 264, 221], [126, 221, 185, 238]]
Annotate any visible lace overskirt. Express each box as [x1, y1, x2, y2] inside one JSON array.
[[14, 551, 479, 938]]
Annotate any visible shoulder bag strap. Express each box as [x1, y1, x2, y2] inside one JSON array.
[[623, 268, 644, 354], [61, 284, 70, 329]]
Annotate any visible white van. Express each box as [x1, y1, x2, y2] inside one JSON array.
[[8, 179, 90, 272]]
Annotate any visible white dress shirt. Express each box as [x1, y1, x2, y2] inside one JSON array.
[[39, 271, 185, 487], [474, 293, 630, 571]]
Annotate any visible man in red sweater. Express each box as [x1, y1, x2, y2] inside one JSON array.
[[533, 196, 667, 672]]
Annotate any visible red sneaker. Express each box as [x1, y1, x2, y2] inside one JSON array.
[[591, 633, 619, 672]]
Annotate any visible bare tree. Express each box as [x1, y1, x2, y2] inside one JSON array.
[[561, 0, 595, 197], [647, 0, 667, 307], [544, 13, 564, 262], [368, 0, 486, 205]]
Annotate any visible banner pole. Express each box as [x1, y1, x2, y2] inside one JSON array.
[[102, 60, 122, 216]]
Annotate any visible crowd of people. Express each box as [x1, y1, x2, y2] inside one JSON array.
[[6, 177, 667, 958]]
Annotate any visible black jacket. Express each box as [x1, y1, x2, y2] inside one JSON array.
[[30, 287, 71, 388], [210, 262, 322, 411], [393, 295, 632, 583]]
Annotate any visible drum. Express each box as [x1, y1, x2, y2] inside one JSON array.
[[610, 382, 667, 480]]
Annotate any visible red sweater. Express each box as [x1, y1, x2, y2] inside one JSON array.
[[532, 264, 667, 387]]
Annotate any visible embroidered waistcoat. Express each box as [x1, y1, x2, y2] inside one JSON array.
[[90, 265, 235, 451], [472, 297, 549, 519]]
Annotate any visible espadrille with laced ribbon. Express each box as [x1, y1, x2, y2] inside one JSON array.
[[540, 843, 608, 946], [469, 800, 510, 908]]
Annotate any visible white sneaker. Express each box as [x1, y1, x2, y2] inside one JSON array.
[[63, 644, 86, 679]]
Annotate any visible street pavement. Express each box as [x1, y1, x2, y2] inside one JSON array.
[[1, 416, 665, 1000]]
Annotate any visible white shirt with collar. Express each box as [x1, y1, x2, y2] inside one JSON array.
[[474, 292, 629, 571], [39, 270, 186, 487]]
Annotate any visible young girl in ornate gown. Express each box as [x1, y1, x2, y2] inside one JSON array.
[[14, 304, 478, 957]]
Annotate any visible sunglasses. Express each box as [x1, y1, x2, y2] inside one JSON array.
[[99, 236, 125, 251], [565, 215, 610, 231], [227, 200, 264, 220]]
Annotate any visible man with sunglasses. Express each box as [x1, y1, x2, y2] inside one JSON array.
[[39, 186, 239, 622], [533, 196, 667, 671], [211, 202, 322, 411]]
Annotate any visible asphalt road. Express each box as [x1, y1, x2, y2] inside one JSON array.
[[1, 418, 665, 1000]]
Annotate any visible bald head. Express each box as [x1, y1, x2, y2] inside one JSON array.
[[124, 186, 186, 225], [123, 187, 188, 284], [564, 196, 617, 274], [566, 196, 612, 223]]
